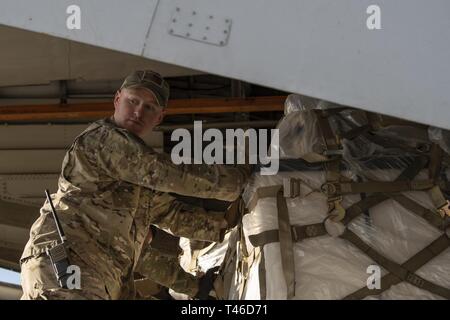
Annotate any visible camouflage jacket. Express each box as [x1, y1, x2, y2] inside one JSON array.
[[21, 118, 247, 298]]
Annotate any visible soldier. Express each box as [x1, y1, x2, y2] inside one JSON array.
[[20, 70, 250, 299]]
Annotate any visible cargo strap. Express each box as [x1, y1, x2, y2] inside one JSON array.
[[249, 223, 327, 246], [324, 159, 346, 221], [236, 225, 249, 299], [276, 190, 296, 299], [247, 185, 283, 213], [215, 232, 239, 300], [246, 155, 450, 299], [362, 132, 432, 154], [243, 184, 298, 299], [315, 109, 343, 156], [334, 109, 435, 157], [342, 231, 450, 300], [258, 250, 267, 300], [321, 179, 444, 196], [249, 155, 442, 247], [232, 224, 262, 300], [364, 112, 429, 130], [427, 144, 450, 218], [315, 110, 344, 203]]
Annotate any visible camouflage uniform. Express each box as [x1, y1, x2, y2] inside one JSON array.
[[20, 117, 247, 299], [136, 247, 199, 298]]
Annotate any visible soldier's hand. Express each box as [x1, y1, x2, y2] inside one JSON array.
[[195, 267, 220, 300]]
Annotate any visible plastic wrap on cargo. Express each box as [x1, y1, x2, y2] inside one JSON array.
[[429, 126, 450, 156], [240, 170, 449, 299], [277, 110, 326, 162], [284, 94, 305, 115], [284, 93, 324, 115], [232, 104, 450, 300]]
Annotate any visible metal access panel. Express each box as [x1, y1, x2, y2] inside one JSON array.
[[0, 0, 449, 129], [167, 6, 232, 46]]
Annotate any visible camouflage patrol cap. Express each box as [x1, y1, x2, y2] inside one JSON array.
[[120, 70, 170, 107]]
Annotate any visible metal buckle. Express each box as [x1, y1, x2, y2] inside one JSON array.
[[327, 196, 345, 222], [291, 226, 298, 242], [410, 180, 434, 190], [323, 149, 344, 157], [416, 143, 431, 153], [321, 182, 337, 196], [283, 178, 301, 198], [437, 200, 450, 218], [305, 225, 318, 237], [406, 272, 425, 288]]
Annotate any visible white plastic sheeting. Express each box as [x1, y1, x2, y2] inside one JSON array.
[[240, 169, 449, 299]]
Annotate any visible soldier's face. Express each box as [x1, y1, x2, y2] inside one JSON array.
[[113, 88, 164, 138]]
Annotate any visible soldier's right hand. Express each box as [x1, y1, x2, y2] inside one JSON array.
[[195, 267, 220, 300]]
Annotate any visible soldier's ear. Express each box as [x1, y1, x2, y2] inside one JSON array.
[[155, 110, 165, 125], [113, 90, 121, 109]]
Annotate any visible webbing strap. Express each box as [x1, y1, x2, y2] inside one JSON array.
[[249, 154, 430, 247], [428, 143, 443, 180], [323, 179, 436, 196], [342, 155, 429, 225], [391, 194, 448, 230], [276, 190, 296, 299], [247, 177, 444, 246], [339, 125, 371, 141], [430, 186, 450, 218], [362, 132, 431, 154], [343, 233, 450, 300], [258, 250, 267, 300], [245, 153, 448, 299], [247, 185, 282, 212], [342, 194, 389, 225], [315, 110, 342, 155], [237, 225, 250, 300], [340, 229, 450, 299], [248, 223, 327, 247], [365, 112, 428, 130], [218, 236, 239, 300], [324, 158, 341, 183], [324, 159, 346, 221]]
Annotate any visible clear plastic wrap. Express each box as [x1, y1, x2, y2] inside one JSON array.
[[284, 94, 305, 115], [277, 110, 327, 162], [429, 126, 450, 156], [284, 93, 324, 115], [223, 98, 450, 300]]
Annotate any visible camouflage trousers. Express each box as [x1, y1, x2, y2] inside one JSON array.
[[20, 247, 200, 300], [20, 249, 113, 300], [135, 247, 199, 298], [20, 201, 226, 300]]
